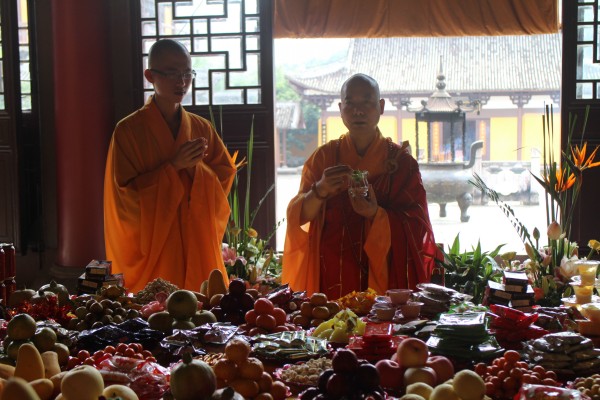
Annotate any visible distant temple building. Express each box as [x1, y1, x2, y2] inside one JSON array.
[[285, 34, 560, 163], [280, 34, 561, 206]]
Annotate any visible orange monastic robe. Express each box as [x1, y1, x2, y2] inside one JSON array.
[[104, 96, 236, 292], [282, 131, 438, 297]]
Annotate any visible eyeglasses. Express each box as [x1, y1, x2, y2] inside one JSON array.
[[150, 69, 196, 81]]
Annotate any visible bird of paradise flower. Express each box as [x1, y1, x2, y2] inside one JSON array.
[[531, 105, 600, 240]]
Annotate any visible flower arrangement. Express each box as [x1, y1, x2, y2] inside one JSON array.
[[471, 105, 600, 306], [211, 109, 283, 292]]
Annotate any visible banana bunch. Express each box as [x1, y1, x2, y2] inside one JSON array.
[[311, 309, 366, 343]]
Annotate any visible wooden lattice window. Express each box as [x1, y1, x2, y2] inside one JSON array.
[[140, 0, 261, 106], [576, 0, 600, 99], [0, 5, 4, 110], [17, 0, 30, 110]]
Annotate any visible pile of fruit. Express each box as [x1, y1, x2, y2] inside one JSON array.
[[473, 350, 559, 400], [5, 269, 600, 400]]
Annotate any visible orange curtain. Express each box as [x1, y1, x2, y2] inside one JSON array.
[[274, 0, 558, 38]]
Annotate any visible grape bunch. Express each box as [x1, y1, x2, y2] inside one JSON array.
[[299, 349, 384, 400], [211, 278, 255, 325]]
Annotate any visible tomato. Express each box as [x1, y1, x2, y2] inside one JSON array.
[[77, 350, 90, 361], [474, 363, 487, 376], [141, 350, 153, 359], [67, 356, 80, 369], [532, 365, 546, 374], [502, 376, 517, 390], [485, 382, 495, 396], [545, 370, 558, 380], [130, 342, 143, 353], [521, 374, 534, 384], [123, 347, 136, 358], [504, 350, 521, 364], [497, 370, 507, 381], [509, 367, 523, 380], [116, 343, 128, 353], [92, 350, 105, 361], [83, 357, 95, 366], [542, 378, 557, 386], [489, 376, 501, 389], [104, 345, 116, 354]]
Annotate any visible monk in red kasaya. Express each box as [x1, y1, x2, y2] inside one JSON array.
[[104, 39, 236, 292], [282, 73, 439, 298]]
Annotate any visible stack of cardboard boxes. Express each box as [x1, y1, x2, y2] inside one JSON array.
[[483, 271, 535, 312], [77, 260, 123, 295]]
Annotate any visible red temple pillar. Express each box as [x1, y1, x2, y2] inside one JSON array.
[[52, 1, 112, 271]]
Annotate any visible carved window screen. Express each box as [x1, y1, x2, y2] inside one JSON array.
[[576, 0, 600, 99], [17, 0, 30, 110], [0, 6, 4, 110], [140, 0, 261, 106]]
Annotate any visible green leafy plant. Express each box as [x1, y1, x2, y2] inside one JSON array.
[[440, 233, 505, 304], [209, 107, 283, 287]]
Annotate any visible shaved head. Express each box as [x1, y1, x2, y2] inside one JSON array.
[[341, 73, 381, 100], [148, 39, 190, 69]]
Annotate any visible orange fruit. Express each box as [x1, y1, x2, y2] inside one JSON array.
[[503, 350, 520, 364], [255, 393, 274, 400], [245, 309, 258, 326], [254, 298, 275, 315], [213, 358, 239, 381], [300, 302, 313, 318], [238, 357, 264, 380], [230, 378, 260, 398], [270, 381, 288, 400], [225, 338, 251, 363], [272, 308, 287, 326], [258, 372, 273, 392], [256, 314, 277, 331]]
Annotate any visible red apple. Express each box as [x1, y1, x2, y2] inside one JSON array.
[[426, 355, 455, 385], [403, 366, 437, 387], [396, 337, 429, 368], [375, 359, 404, 390]]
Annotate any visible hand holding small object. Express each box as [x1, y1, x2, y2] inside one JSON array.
[[313, 164, 352, 199], [171, 137, 208, 170], [349, 184, 378, 219]]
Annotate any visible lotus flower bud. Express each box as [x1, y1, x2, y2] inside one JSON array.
[[525, 243, 536, 260], [542, 254, 552, 266], [547, 221, 562, 241]]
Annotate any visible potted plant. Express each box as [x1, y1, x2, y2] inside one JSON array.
[[439, 233, 505, 304]]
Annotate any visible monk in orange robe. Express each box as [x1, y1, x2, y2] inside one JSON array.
[[282, 73, 439, 298], [104, 39, 236, 292]]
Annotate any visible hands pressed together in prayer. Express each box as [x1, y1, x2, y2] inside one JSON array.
[[171, 137, 208, 170], [314, 164, 378, 220]]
